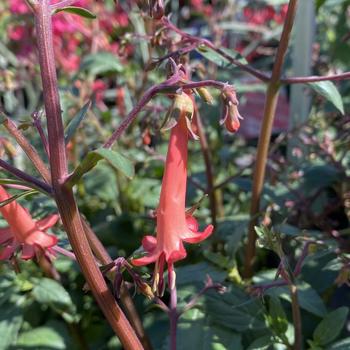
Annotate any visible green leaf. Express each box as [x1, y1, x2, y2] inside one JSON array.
[[196, 45, 246, 69], [268, 296, 288, 336], [94, 148, 134, 179], [302, 164, 344, 191], [0, 189, 37, 208], [68, 148, 134, 186], [64, 101, 91, 144], [247, 335, 273, 350], [32, 278, 77, 323], [260, 278, 327, 317], [205, 286, 267, 332], [163, 309, 242, 350], [54, 6, 96, 19], [0, 302, 23, 350], [307, 81, 344, 114], [81, 52, 123, 76], [329, 338, 350, 349], [316, 0, 328, 11], [176, 263, 227, 286], [16, 326, 66, 349], [313, 307, 349, 346]]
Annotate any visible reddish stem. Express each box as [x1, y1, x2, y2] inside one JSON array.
[[33, 1, 143, 348]]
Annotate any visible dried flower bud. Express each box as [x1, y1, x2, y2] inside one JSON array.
[[150, 0, 164, 20], [137, 281, 155, 299]]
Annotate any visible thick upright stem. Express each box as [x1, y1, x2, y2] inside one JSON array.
[[34, 1, 67, 182], [244, 0, 299, 278], [33, 2, 142, 348]]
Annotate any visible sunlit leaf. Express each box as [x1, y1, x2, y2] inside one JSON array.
[[54, 6, 96, 19]]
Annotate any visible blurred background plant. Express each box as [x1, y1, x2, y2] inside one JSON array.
[[0, 0, 349, 349]]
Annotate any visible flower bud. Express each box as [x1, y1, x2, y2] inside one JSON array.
[[137, 280, 155, 299], [196, 87, 214, 105], [225, 103, 241, 133], [220, 86, 242, 133]]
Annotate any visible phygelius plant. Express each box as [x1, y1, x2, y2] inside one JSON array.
[[0, 185, 58, 260], [132, 92, 213, 294]]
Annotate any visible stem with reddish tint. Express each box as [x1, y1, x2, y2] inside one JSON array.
[[3, 114, 150, 344], [244, 0, 299, 278], [82, 219, 153, 350], [2, 113, 51, 184], [0, 159, 52, 193], [289, 283, 302, 349], [33, 1, 142, 348]]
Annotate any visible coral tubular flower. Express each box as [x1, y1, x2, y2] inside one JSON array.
[[132, 95, 213, 291], [0, 186, 58, 260]]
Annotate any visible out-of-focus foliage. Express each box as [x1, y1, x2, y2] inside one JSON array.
[[0, 0, 349, 349]]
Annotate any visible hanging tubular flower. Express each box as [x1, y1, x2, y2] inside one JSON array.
[[220, 86, 243, 133], [132, 93, 213, 293], [0, 186, 58, 260]]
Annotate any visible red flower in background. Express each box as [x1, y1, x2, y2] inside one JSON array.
[[132, 93, 213, 293], [0, 186, 58, 260], [7, 0, 130, 73]]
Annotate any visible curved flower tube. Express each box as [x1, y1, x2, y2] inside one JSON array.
[[132, 94, 213, 292], [0, 185, 58, 260]]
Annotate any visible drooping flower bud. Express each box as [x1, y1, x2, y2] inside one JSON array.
[[220, 86, 242, 133]]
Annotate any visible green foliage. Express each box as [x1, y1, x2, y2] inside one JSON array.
[[54, 6, 97, 19], [307, 81, 344, 114], [267, 297, 288, 339], [1, 0, 349, 349], [0, 189, 37, 208], [80, 52, 124, 76], [167, 309, 243, 350], [312, 307, 349, 346], [0, 302, 23, 350], [32, 278, 78, 323], [64, 101, 91, 144], [15, 326, 67, 349], [68, 148, 134, 186], [196, 45, 247, 68]]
